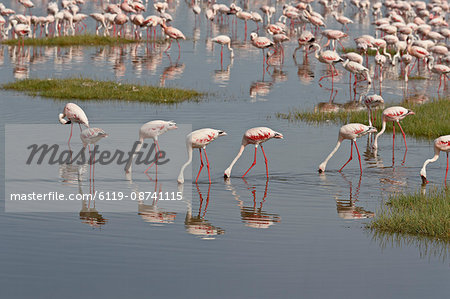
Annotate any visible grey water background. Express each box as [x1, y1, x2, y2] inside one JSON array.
[[0, 0, 449, 298]]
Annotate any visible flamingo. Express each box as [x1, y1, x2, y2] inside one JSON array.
[[11, 20, 31, 48], [321, 29, 348, 50], [177, 129, 227, 184], [342, 59, 371, 87], [374, 48, 387, 83], [361, 94, 384, 126], [59, 103, 89, 145], [318, 123, 377, 173], [293, 30, 315, 58], [211, 35, 234, 62], [426, 56, 450, 92], [124, 120, 178, 174], [80, 127, 108, 191], [250, 32, 274, 66], [407, 36, 430, 74], [309, 43, 343, 86], [236, 10, 252, 38], [224, 127, 283, 179], [373, 106, 415, 151], [401, 53, 413, 82], [331, 12, 353, 31], [420, 135, 450, 184], [18, 0, 34, 15], [160, 21, 186, 56]]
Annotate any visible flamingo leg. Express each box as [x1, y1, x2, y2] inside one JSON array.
[[260, 144, 269, 179], [393, 121, 395, 151], [445, 152, 448, 182], [165, 40, 172, 52], [397, 121, 408, 151], [203, 148, 211, 184], [354, 140, 362, 173], [339, 141, 353, 172], [144, 140, 161, 173], [438, 75, 442, 93], [68, 123, 73, 145], [79, 123, 82, 132], [242, 146, 258, 178], [195, 149, 204, 183]]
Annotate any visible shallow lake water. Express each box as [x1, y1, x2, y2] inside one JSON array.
[[0, 1, 449, 298]]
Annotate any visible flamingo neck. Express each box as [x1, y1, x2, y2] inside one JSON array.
[[319, 138, 343, 172], [178, 144, 193, 184], [224, 143, 246, 177], [373, 119, 386, 149], [124, 137, 144, 173], [420, 148, 441, 178]]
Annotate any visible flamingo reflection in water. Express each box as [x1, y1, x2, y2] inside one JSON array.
[[126, 172, 180, 226], [80, 127, 108, 194], [77, 169, 108, 229], [336, 173, 374, 220], [226, 179, 280, 229], [185, 184, 225, 239]]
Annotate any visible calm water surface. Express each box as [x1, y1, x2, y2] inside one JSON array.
[[0, 1, 449, 298]]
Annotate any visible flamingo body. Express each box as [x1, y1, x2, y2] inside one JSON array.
[[319, 124, 377, 173], [224, 127, 283, 178]]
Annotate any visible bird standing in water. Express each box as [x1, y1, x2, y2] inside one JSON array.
[[178, 128, 227, 184], [319, 123, 377, 173], [420, 135, 450, 184], [224, 127, 283, 179], [59, 103, 89, 145]]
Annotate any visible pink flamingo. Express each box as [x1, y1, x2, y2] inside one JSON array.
[[250, 32, 274, 66], [426, 56, 450, 92], [373, 106, 415, 151], [362, 94, 384, 126], [318, 123, 377, 173], [59, 103, 89, 145], [211, 35, 234, 63], [80, 128, 108, 193], [309, 43, 343, 87], [161, 21, 186, 56], [124, 120, 178, 174], [342, 59, 371, 87], [407, 36, 430, 74], [224, 127, 283, 179], [293, 30, 315, 58], [322, 29, 348, 51], [18, 0, 34, 15], [178, 128, 227, 184], [420, 135, 450, 184]]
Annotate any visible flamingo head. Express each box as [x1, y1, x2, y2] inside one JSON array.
[[407, 110, 415, 115], [167, 120, 178, 130], [250, 32, 257, 41], [217, 130, 227, 137], [318, 162, 326, 173], [273, 132, 283, 139], [420, 169, 428, 185]]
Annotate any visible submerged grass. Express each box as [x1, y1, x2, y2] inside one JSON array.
[[2, 78, 204, 104], [276, 98, 450, 140], [368, 188, 450, 241], [1, 34, 164, 47]]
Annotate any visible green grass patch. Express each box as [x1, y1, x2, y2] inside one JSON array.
[[2, 78, 204, 104], [1, 34, 165, 47], [368, 188, 450, 241], [341, 47, 397, 57], [276, 98, 450, 140]]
